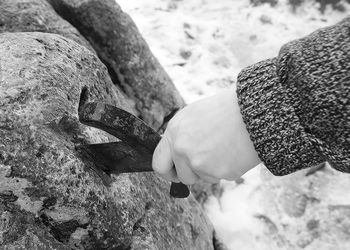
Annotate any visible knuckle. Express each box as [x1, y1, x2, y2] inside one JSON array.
[[173, 139, 187, 155], [211, 168, 225, 179], [189, 157, 202, 171], [152, 163, 164, 175], [151, 154, 160, 172], [151, 161, 159, 172], [152, 148, 164, 172]]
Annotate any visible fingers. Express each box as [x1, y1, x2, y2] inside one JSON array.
[[152, 136, 199, 184], [152, 135, 179, 183], [173, 156, 200, 185], [197, 173, 220, 184], [153, 133, 220, 185]]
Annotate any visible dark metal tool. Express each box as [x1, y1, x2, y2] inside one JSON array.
[[77, 102, 190, 198]]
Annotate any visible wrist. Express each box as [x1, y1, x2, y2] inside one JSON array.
[[227, 86, 261, 179]]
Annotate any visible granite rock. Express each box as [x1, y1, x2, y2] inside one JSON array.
[[48, 0, 186, 130], [0, 0, 93, 51], [0, 32, 213, 249]]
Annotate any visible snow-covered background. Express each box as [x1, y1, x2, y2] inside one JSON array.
[[117, 1, 350, 249], [118, 0, 348, 103]]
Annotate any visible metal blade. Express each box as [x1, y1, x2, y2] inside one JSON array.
[[78, 102, 190, 198], [76, 141, 153, 175], [79, 102, 161, 152]]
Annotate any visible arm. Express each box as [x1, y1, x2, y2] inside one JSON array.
[[152, 17, 350, 184], [152, 87, 260, 184]]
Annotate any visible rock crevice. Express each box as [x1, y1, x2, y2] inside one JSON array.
[[47, 0, 185, 129]]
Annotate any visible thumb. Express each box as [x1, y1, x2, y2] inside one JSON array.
[[152, 134, 179, 183]]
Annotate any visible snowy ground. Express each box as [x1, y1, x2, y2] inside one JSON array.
[[117, 0, 349, 249], [118, 0, 348, 102]]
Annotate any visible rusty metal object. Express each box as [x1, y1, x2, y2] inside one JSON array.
[[78, 102, 190, 198]]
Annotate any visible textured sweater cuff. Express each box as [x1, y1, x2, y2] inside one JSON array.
[[236, 59, 325, 175]]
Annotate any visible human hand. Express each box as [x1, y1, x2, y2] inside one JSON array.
[[152, 87, 261, 185]]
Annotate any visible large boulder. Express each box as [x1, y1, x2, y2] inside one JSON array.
[[0, 0, 138, 119], [0, 32, 213, 249], [0, 0, 93, 51], [48, 0, 186, 129]]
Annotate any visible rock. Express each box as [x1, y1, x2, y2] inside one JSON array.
[[288, 0, 349, 13], [315, 0, 345, 13], [288, 0, 303, 11], [250, 0, 278, 7], [48, 0, 185, 130], [0, 32, 213, 249], [259, 15, 272, 24], [0, 0, 93, 52], [0, 0, 135, 117], [0, 165, 12, 177], [280, 187, 308, 218], [179, 48, 192, 60]]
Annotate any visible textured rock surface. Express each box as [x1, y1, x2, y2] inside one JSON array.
[[0, 0, 93, 51], [255, 164, 350, 249], [0, 32, 213, 249], [48, 0, 186, 129]]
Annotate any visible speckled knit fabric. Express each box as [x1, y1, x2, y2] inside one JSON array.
[[237, 17, 350, 176]]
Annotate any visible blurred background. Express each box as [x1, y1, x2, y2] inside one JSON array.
[[118, 1, 350, 249], [119, 0, 349, 102]]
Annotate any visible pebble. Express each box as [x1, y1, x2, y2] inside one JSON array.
[[0, 164, 12, 177]]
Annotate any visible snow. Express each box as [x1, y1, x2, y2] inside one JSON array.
[[117, 0, 350, 249], [118, 0, 348, 102], [205, 166, 266, 249]]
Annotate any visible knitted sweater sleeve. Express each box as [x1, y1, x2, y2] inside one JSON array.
[[236, 17, 350, 176]]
